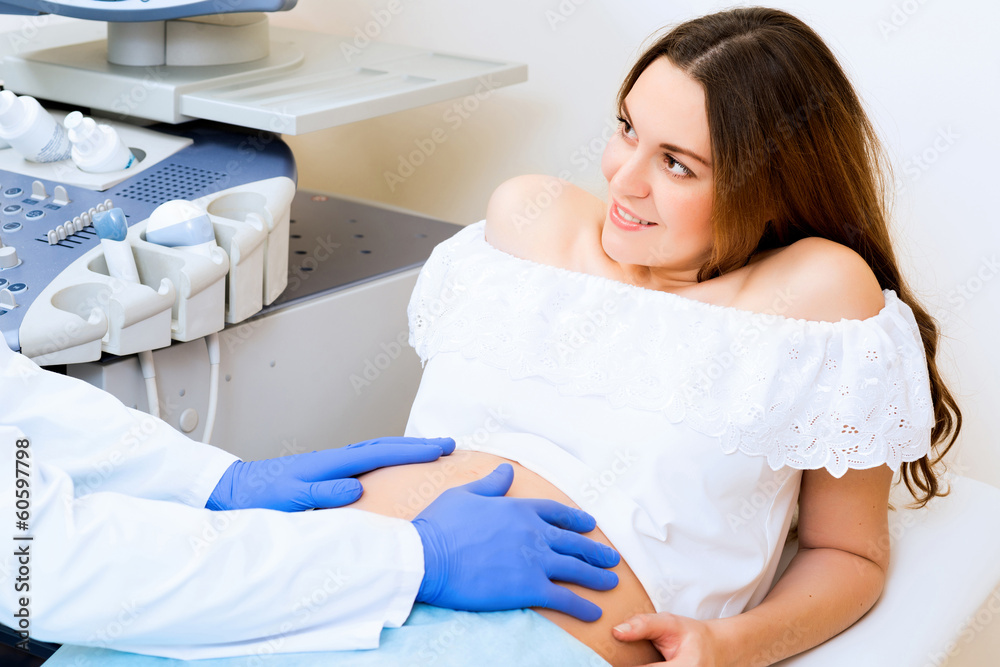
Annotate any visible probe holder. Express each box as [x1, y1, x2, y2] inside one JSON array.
[[19, 249, 178, 365], [200, 176, 294, 323]]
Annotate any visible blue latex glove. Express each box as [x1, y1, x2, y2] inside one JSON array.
[[413, 463, 621, 622], [206, 437, 456, 511]]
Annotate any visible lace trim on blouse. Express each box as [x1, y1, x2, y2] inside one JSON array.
[[408, 221, 934, 477]]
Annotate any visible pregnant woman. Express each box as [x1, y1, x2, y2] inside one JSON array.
[[352, 6, 960, 666]]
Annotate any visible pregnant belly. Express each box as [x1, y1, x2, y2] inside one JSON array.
[[351, 450, 661, 667]]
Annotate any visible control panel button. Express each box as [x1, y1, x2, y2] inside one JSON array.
[[2, 223, 21, 232], [8, 283, 26, 292], [0, 279, 8, 288], [2, 205, 21, 214], [25, 210, 44, 220], [4, 187, 23, 197], [0, 246, 17, 270], [53, 186, 71, 206]]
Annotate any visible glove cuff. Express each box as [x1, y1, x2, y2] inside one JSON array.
[[412, 517, 445, 604], [205, 460, 241, 511]]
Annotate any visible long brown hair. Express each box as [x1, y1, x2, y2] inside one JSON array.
[[617, 7, 960, 508]]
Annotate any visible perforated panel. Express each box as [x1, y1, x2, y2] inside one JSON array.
[[114, 163, 228, 205]]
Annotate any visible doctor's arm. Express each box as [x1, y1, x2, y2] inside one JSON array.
[[0, 339, 237, 505], [1, 446, 430, 659], [2, 446, 618, 659]]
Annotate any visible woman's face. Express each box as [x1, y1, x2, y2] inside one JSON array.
[[601, 57, 715, 286]]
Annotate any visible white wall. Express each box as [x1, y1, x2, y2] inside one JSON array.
[[270, 0, 1000, 500]]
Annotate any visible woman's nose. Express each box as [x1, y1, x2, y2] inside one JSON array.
[[610, 152, 651, 199]]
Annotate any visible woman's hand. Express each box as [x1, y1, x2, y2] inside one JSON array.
[[613, 612, 729, 667]]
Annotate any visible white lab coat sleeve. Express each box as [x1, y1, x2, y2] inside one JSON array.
[[0, 344, 425, 658], [0, 428, 425, 659], [0, 339, 237, 507]]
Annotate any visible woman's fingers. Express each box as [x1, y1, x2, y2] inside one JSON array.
[[613, 612, 682, 641]]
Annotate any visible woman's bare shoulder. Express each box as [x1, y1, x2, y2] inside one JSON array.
[[484, 175, 605, 265], [739, 236, 886, 323]]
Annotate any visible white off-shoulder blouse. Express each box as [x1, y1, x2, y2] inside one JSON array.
[[404, 220, 934, 620]]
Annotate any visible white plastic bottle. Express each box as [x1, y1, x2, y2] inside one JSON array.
[[64, 111, 135, 173], [0, 91, 72, 163]]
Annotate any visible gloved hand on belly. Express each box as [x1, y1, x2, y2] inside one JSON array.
[[206, 436, 456, 511], [413, 463, 621, 622]]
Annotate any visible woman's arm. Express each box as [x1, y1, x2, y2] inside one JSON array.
[[707, 464, 894, 667], [612, 464, 893, 667], [713, 229, 896, 667]]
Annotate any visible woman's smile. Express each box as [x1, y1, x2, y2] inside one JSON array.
[[609, 199, 658, 231]]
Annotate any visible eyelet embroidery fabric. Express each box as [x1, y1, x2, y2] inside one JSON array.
[[409, 221, 934, 478]]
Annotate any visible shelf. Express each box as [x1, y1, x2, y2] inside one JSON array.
[[0, 22, 527, 134]]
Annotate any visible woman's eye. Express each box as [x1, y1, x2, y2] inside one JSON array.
[[616, 115, 636, 139], [664, 154, 693, 178], [616, 113, 693, 178]]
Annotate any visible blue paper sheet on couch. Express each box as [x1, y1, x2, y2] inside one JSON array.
[[43, 604, 610, 667]]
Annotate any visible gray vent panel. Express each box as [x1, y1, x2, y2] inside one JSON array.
[[115, 163, 228, 204]]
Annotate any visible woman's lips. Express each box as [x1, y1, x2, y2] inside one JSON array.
[[609, 200, 658, 232]]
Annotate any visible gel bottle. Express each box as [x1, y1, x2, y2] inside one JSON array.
[[0, 90, 72, 163], [64, 111, 136, 173]]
